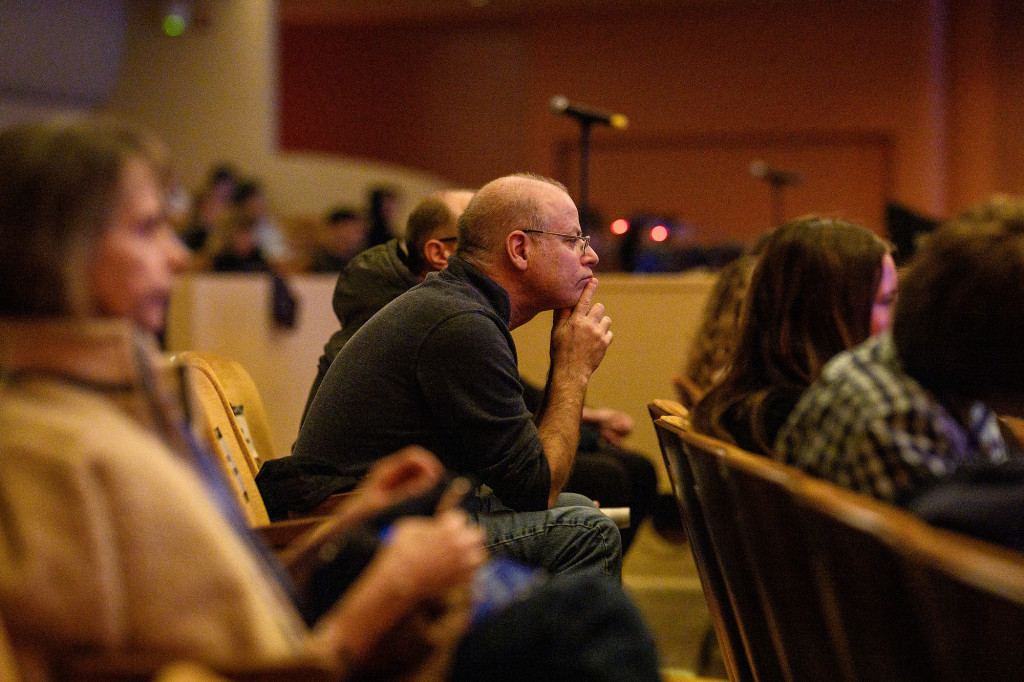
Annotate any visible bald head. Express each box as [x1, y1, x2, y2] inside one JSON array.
[[405, 189, 474, 276], [455, 174, 570, 264]]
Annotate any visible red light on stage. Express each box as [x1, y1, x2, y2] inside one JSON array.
[[650, 224, 669, 242], [610, 218, 629, 235]]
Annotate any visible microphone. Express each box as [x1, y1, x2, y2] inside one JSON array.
[[550, 95, 628, 129], [749, 160, 802, 186]]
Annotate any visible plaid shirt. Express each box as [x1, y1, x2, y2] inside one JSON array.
[[775, 332, 1008, 504]]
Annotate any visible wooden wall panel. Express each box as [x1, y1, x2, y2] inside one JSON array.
[[556, 131, 892, 242], [278, 0, 1015, 236]]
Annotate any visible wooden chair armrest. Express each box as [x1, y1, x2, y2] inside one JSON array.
[[287, 492, 355, 519], [255, 517, 330, 550], [601, 506, 631, 529]]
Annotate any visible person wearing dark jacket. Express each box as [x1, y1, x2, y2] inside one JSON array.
[[294, 189, 656, 552], [263, 175, 626, 579]]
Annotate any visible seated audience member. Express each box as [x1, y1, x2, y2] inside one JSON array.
[[308, 206, 369, 273], [295, 189, 656, 551], [679, 254, 756, 396], [304, 188, 474, 408], [367, 184, 401, 247], [775, 205, 1024, 507], [232, 178, 293, 264], [0, 118, 661, 682], [692, 216, 896, 455], [265, 174, 624, 580], [211, 217, 272, 273], [179, 163, 236, 252], [680, 230, 776, 396]]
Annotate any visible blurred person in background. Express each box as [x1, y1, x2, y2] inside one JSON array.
[[308, 206, 369, 273]]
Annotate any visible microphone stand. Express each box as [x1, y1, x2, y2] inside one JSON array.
[[754, 175, 792, 228], [574, 118, 594, 230], [769, 176, 786, 228]]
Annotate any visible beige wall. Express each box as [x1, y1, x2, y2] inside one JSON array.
[[167, 272, 715, 489], [106, 0, 453, 224], [513, 272, 716, 488], [0, 0, 451, 228]]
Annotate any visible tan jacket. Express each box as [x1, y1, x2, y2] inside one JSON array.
[[0, 319, 310, 679]]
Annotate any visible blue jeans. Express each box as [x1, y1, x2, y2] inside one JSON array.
[[471, 491, 622, 582]]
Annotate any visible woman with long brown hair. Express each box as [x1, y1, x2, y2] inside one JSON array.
[[691, 216, 897, 455]]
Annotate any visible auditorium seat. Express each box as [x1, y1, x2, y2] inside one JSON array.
[[794, 475, 933, 681], [170, 351, 327, 549], [651, 412, 757, 682], [191, 352, 279, 470], [717, 441, 851, 681]]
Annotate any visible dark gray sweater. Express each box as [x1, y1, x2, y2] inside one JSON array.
[[271, 256, 551, 515]]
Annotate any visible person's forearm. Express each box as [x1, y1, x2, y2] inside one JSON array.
[[537, 279, 611, 506], [312, 557, 420, 669], [536, 363, 588, 506]]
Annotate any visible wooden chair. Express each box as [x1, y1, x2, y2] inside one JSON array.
[[717, 441, 853, 681], [191, 352, 278, 470], [651, 414, 757, 682], [174, 351, 267, 479], [671, 426, 788, 682], [170, 352, 325, 550], [794, 476, 935, 681], [897, 508, 1024, 682], [173, 351, 269, 524], [648, 398, 690, 421]]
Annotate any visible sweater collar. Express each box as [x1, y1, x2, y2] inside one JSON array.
[[0, 317, 153, 390], [0, 316, 194, 457], [440, 255, 513, 324]]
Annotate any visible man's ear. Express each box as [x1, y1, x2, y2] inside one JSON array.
[[423, 239, 451, 271], [506, 231, 529, 271]]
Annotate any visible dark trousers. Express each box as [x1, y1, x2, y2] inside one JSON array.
[[566, 442, 658, 552], [451, 573, 661, 682]]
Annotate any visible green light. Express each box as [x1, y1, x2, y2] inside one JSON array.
[[162, 14, 186, 37]]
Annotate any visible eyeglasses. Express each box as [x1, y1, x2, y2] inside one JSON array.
[[437, 236, 459, 243], [522, 229, 591, 255]]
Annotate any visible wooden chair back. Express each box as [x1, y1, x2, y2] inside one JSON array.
[[898, 512, 1024, 682], [673, 427, 787, 682], [717, 443, 852, 681], [189, 352, 278, 469], [794, 476, 934, 681], [648, 398, 690, 421], [651, 415, 757, 682], [171, 351, 271, 527], [169, 353, 344, 550]]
